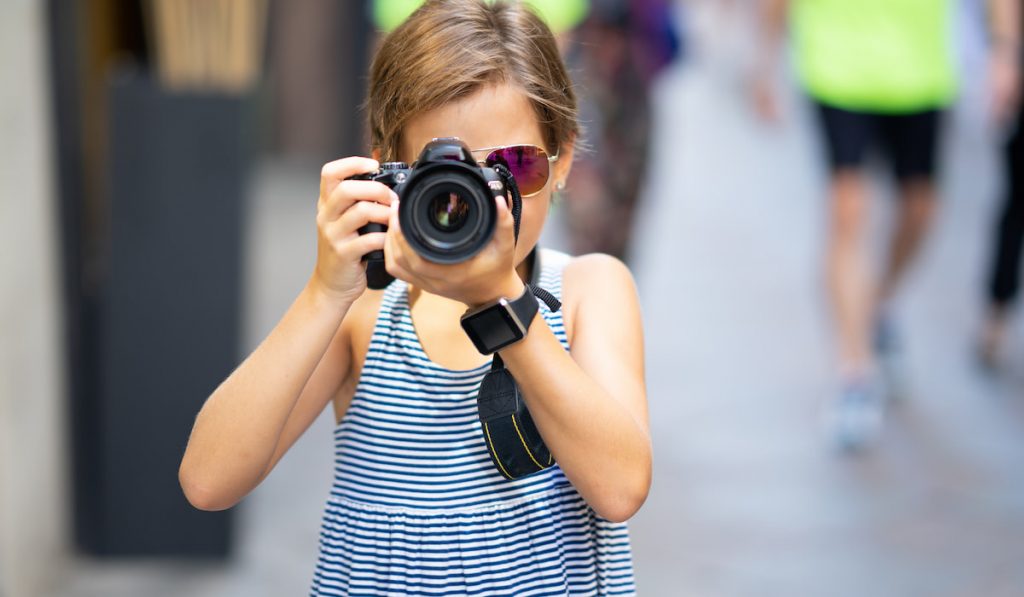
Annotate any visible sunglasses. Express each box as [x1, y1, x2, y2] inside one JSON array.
[[471, 144, 560, 198]]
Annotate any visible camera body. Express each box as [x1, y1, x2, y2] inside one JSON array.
[[349, 138, 508, 289]]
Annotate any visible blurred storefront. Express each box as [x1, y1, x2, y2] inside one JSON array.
[[2, 1, 370, 595]]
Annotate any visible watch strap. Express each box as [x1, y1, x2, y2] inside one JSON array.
[[461, 284, 541, 356], [507, 285, 539, 335]]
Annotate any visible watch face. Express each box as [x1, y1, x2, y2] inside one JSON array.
[[462, 304, 525, 353]]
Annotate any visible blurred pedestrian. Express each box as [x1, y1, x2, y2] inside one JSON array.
[[564, 0, 682, 260], [372, 0, 589, 35], [755, 0, 1018, 450], [980, 2, 1024, 367]]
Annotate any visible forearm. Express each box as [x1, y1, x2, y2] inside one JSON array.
[[179, 276, 353, 510], [500, 318, 651, 523], [989, 0, 1021, 50], [758, 0, 789, 67]]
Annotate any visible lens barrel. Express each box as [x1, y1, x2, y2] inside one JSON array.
[[398, 161, 498, 264]]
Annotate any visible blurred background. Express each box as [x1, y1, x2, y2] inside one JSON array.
[[2, 0, 1023, 596]]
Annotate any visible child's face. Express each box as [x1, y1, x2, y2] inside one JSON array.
[[400, 83, 573, 269]]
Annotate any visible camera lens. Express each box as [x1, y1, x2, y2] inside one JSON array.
[[399, 167, 497, 264], [428, 191, 471, 232]]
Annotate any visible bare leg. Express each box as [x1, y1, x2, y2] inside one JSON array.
[[980, 303, 1011, 367], [980, 121, 1024, 366], [877, 178, 937, 305], [827, 169, 874, 375]]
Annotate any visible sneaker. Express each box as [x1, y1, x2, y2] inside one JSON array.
[[874, 314, 908, 403], [826, 379, 884, 452]]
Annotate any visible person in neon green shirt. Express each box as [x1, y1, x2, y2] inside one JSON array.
[[755, 0, 1022, 451], [372, 0, 589, 34], [792, 0, 958, 114]]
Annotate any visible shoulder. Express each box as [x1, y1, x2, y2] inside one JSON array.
[[560, 253, 641, 344], [563, 253, 636, 290]]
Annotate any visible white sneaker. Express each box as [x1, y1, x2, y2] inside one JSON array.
[[826, 379, 884, 452]]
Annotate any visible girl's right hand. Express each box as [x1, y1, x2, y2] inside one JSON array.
[[312, 157, 396, 304]]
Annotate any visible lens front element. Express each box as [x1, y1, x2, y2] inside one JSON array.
[[429, 191, 471, 232]]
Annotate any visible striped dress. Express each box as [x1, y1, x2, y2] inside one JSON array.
[[309, 249, 637, 596]]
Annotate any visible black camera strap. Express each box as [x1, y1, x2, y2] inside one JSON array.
[[477, 164, 561, 480]]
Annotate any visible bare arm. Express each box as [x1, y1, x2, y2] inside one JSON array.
[[752, 0, 790, 120], [988, 0, 1022, 123], [497, 255, 651, 523], [989, 0, 1021, 50], [178, 279, 354, 511], [178, 157, 393, 511], [758, 0, 789, 58]]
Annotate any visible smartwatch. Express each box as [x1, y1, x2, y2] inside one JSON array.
[[460, 286, 539, 355]]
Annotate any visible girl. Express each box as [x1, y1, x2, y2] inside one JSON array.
[[179, 1, 651, 594]]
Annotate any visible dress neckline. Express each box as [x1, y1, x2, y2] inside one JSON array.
[[399, 283, 493, 374]]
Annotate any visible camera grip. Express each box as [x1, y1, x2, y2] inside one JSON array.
[[357, 222, 394, 290]]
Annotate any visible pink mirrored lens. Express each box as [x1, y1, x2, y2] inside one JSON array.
[[486, 145, 550, 196]]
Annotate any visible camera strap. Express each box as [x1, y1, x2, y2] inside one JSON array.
[[476, 165, 561, 480]]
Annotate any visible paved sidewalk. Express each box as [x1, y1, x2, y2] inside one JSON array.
[[625, 6, 1024, 595]]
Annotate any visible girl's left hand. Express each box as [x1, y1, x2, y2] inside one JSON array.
[[383, 194, 525, 307]]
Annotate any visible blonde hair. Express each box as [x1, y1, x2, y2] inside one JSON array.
[[367, 0, 579, 162]]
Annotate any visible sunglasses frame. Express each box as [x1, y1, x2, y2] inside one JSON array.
[[471, 143, 560, 198]]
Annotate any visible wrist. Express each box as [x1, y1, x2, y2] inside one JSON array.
[[305, 275, 358, 311], [460, 277, 537, 355], [466, 274, 526, 310]]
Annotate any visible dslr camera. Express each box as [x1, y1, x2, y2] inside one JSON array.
[[348, 138, 508, 289]]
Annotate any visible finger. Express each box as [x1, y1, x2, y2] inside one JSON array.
[[382, 220, 411, 282], [386, 200, 413, 271], [332, 200, 392, 237], [384, 201, 447, 283], [390, 197, 401, 228], [385, 201, 435, 280], [323, 180, 395, 221], [383, 202, 401, 268], [388, 200, 434, 274], [320, 157, 379, 198], [338, 232, 387, 261], [387, 199, 405, 249], [385, 259, 416, 287], [493, 194, 516, 251]]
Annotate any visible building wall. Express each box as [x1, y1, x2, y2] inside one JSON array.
[[0, 1, 69, 596]]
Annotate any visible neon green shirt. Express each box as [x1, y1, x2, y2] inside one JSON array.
[[372, 0, 589, 34], [792, 0, 957, 113]]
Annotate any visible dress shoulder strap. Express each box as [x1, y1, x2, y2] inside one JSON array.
[[534, 248, 571, 302]]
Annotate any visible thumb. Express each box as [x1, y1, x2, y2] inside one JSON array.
[[495, 194, 517, 248]]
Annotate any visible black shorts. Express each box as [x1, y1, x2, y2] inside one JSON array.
[[814, 101, 943, 182]]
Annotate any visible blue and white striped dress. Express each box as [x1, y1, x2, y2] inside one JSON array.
[[309, 249, 637, 596]]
